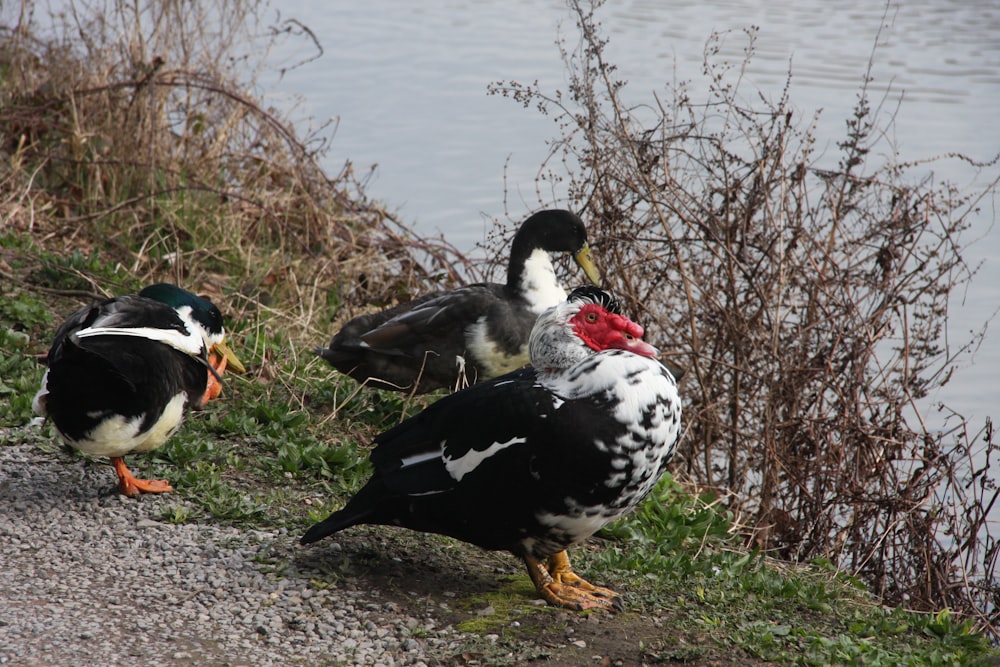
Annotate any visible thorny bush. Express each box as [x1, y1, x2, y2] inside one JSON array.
[[489, 0, 999, 638]]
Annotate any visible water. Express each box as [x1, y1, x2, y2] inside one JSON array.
[[260, 0, 998, 433]]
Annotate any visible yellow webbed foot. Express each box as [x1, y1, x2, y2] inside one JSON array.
[[522, 550, 623, 611]]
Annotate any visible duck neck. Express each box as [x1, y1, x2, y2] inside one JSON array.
[[528, 306, 590, 372], [508, 247, 567, 313]]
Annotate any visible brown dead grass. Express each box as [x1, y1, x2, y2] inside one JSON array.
[[0, 0, 473, 350]]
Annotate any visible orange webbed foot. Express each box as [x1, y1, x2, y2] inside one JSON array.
[[112, 457, 173, 497], [522, 550, 623, 612]]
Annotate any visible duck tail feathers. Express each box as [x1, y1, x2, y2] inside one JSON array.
[[299, 503, 372, 545]]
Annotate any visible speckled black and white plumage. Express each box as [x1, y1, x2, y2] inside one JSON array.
[[315, 209, 600, 393], [302, 287, 681, 607]]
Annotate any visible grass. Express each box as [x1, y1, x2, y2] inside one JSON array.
[[572, 478, 995, 665], [145, 359, 381, 528]]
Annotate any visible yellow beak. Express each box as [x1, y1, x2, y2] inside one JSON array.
[[574, 242, 601, 286], [211, 340, 246, 374]]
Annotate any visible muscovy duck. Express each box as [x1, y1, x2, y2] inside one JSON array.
[[32, 283, 245, 497], [302, 286, 681, 611], [315, 209, 601, 393]]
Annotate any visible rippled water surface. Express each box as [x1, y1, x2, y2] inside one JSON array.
[[263, 0, 999, 429]]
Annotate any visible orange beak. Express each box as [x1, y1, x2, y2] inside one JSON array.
[[201, 341, 245, 404]]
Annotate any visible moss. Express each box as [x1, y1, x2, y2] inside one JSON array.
[[453, 574, 553, 634]]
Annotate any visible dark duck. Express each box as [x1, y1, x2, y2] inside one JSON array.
[[316, 209, 601, 393], [32, 283, 245, 497], [302, 286, 682, 611]]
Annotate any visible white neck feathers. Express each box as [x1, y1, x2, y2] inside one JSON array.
[[519, 248, 568, 314]]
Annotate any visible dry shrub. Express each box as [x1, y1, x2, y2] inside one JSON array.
[[490, 0, 999, 636], [0, 0, 469, 343]]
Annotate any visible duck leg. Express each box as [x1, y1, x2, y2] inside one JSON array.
[[111, 457, 172, 497], [522, 550, 623, 611]]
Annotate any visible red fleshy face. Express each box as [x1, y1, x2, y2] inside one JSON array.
[[569, 303, 659, 357]]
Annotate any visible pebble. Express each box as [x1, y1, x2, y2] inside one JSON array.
[[0, 440, 452, 665]]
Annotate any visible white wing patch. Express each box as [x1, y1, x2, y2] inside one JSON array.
[[400, 447, 444, 469], [74, 325, 203, 356], [444, 436, 525, 482]]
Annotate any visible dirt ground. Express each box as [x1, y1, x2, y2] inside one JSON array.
[[296, 528, 771, 667]]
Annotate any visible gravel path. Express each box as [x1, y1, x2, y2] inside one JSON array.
[[0, 436, 458, 667]]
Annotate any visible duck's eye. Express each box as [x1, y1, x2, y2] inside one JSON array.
[[586, 312, 598, 323], [625, 333, 635, 340]]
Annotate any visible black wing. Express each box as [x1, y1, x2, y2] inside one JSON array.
[[358, 283, 507, 353], [41, 295, 209, 441], [368, 366, 549, 495], [53, 294, 209, 378], [317, 283, 534, 391], [301, 366, 561, 547]]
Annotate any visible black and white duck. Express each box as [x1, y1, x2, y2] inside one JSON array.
[[302, 286, 681, 610], [315, 209, 601, 393], [32, 283, 245, 496]]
